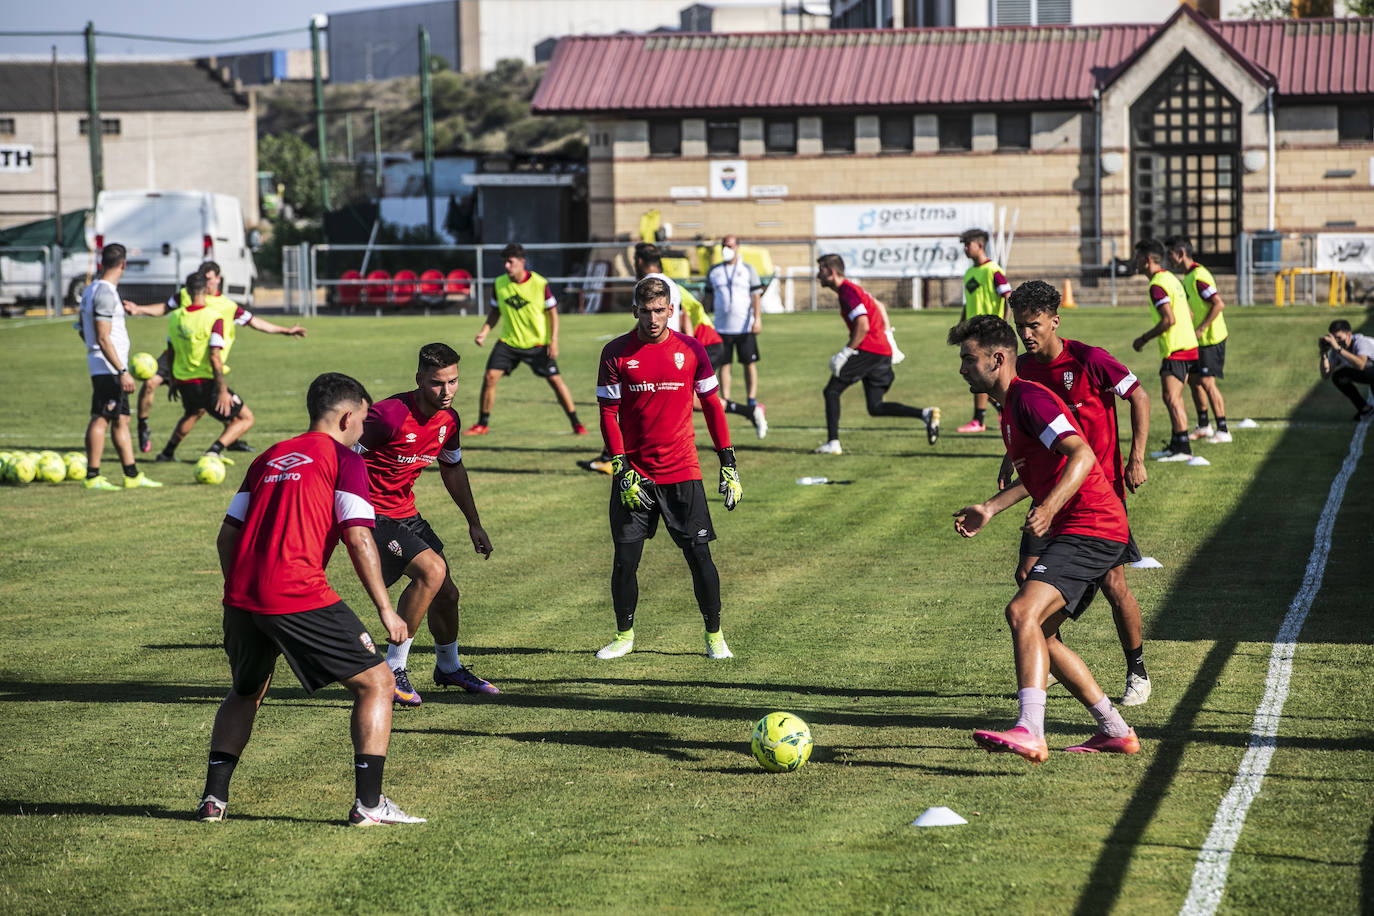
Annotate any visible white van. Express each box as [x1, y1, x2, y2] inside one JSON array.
[[91, 190, 257, 306]]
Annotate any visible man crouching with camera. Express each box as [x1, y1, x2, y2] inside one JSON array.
[[1320, 319, 1374, 421]]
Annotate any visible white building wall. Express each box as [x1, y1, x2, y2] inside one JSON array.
[[474, 0, 685, 72], [955, 0, 1273, 28]]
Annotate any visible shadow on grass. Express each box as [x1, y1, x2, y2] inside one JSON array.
[[1073, 344, 1374, 914], [0, 798, 334, 825]]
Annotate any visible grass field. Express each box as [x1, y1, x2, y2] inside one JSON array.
[[0, 303, 1371, 915]]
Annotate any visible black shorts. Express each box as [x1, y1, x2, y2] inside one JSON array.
[[1024, 534, 1129, 621], [89, 374, 130, 420], [703, 342, 726, 372], [154, 350, 172, 382], [1160, 357, 1195, 382], [718, 333, 761, 366], [1191, 341, 1226, 379], [178, 381, 245, 422], [486, 339, 560, 378], [609, 477, 715, 548], [831, 349, 895, 389], [1022, 528, 1141, 566], [371, 514, 445, 587], [222, 601, 384, 695]]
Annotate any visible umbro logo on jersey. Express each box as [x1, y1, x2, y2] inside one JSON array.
[[266, 452, 314, 471], [406, 433, 417, 442], [674, 353, 685, 370], [1032, 564, 1047, 573], [698, 529, 709, 538], [1062, 371, 1075, 391], [626, 359, 640, 368]]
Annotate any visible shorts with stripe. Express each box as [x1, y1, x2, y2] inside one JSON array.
[[223, 601, 384, 695]]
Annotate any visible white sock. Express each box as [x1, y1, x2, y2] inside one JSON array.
[[386, 637, 414, 670], [435, 641, 461, 673], [1014, 687, 1047, 738], [1088, 696, 1131, 738]]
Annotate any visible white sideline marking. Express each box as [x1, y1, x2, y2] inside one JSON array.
[[1179, 412, 1370, 916]]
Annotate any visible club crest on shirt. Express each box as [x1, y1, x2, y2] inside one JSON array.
[[359, 631, 376, 653], [674, 352, 685, 370], [1062, 371, 1075, 391], [438, 425, 447, 442], [388, 539, 403, 556]]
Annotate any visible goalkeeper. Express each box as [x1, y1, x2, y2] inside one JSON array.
[[593, 274, 742, 661]]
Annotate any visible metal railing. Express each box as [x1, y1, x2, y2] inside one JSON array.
[[0, 245, 59, 317]]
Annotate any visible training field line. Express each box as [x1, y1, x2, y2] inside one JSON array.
[[1179, 414, 1371, 916]]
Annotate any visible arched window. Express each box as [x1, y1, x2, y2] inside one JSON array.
[[1131, 54, 1241, 267]]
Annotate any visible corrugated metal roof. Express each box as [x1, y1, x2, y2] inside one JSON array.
[[533, 17, 1374, 115], [0, 62, 249, 113]]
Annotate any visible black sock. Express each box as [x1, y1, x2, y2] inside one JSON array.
[[567, 410, 582, 429], [1125, 646, 1147, 679], [1172, 431, 1191, 453], [1198, 410, 1210, 428], [138, 417, 149, 432], [86, 467, 99, 480], [208, 441, 225, 455], [160, 438, 178, 458], [1216, 416, 1228, 432], [725, 400, 753, 419], [354, 754, 385, 808], [974, 408, 986, 423], [123, 463, 138, 478], [478, 412, 490, 427], [203, 750, 239, 801]]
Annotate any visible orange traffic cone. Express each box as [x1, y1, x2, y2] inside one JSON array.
[[1062, 278, 1077, 308]]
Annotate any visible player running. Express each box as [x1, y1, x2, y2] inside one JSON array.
[[594, 275, 743, 660], [956, 228, 1011, 433], [1009, 280, 1153, 706], [951, 315, 1139, 761], [467, 243, 586, 436], [355, 343, 496, 706], [199, 372, 424, 826], [1165, 236, 1232, 444], [1132, 239, 1201, 463], [813, 253, 939, 455]]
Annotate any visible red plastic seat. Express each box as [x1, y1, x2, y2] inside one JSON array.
[[392, 270, 418, 306], [419, 269, 444, 299], [445, 268, 472, 297], [365, 269, 391, 305], [338, 269, 363, 307]]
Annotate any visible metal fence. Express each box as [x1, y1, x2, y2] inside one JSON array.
[[0, 245, 60, 316]]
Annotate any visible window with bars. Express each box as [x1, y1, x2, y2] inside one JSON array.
[[648, 119, 681, 156], [879, 115, 912, 152], [822, 117, 854, 153], [765, 119, 796, 154], [1338, 105, 1374, 143], [79, 118, 121, 136], [939, 114, 971, 151], [1130, 54, 1240, 267], [0, 118, 15, 135], [997, 113, 1031, 150], [993, 0, 1071, 25], [707, 119, 739, 156]]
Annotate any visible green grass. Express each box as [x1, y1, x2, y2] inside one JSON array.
[[0, 305, 1371, 914]]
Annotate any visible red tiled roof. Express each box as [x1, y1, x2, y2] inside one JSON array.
[[532, 17, 1374, 115]]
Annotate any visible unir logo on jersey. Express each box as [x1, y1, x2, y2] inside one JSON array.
[[674, 352, 685, 370], [1062, 371, 1075, 391]]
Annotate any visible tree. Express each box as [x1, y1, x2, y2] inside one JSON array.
[[257, 133, 322, 218], [1235, 0, 1373, 16]]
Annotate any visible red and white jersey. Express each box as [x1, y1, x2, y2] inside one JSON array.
[[356, 391, 462, 519], [1002, 378, 1129, 543], [1016, 338, 1139, 499], [835, 280, 891, 355], [597, 329, 718, 483], [223, 431, 376, 614]]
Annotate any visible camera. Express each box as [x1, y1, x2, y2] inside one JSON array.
[[1319, 337, 1333, 353]]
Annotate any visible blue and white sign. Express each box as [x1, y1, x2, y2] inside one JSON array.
[[816, 237, 965, 278], [709, 160, 748, 199], [814, 202, 994, 238]]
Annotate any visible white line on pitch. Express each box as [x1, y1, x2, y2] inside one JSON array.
[[1179, 413, 1371, 916]]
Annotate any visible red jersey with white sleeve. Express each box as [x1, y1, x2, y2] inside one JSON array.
[[597, 329, 725, 483], [1016, 338, 1139, 499], [836, 279, 891, 355], [222, 431, 376, 614], [1002, 377, 1129, 543], [355, 391, 462, 519]]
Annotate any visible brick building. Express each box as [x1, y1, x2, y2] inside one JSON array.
[[533, 8, 1374, 298]]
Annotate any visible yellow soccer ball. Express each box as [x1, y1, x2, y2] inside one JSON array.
[[751, 712, 814, 773], [130, 352, 158, 381], [10, 454, 37, 484], [65, 453, 87, 480], [37, 453, 67, 483], [194, 454, 227, 485]]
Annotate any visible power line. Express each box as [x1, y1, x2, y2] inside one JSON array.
[[0, 26, 307, 44]]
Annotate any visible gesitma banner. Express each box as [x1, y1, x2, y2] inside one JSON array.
[[814, 202, 995, 238], [816, 237, 965, 278], [1315, 234, 1374, 273]]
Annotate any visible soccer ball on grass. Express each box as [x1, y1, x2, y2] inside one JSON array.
[[130, 352, 158, 381], [194, 455, 226, 485], [36, 453, 67, 483], [751, 712, 813, 772]]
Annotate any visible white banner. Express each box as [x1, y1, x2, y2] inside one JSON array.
[[0, 145, 35, 173], [1315, 233, 1374, 273], [816, 237, 965, 278], [814, 201, 994, 238], [709, 160, 748, 199]]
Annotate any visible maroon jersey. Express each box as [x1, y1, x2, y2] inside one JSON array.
[[1016, 339, 1139, 499], [356, 391, 462, 519], [836, 280, 891, 355], [223, 431, 375, 614], [597, 329, 719, 483], [1002, 378, 1129, 543]]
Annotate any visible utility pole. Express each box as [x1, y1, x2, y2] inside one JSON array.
[[311, 16, 330, 213], [52, 46, 63, 245], [85, 22, 102, 205], [419, 26, 435, 239]]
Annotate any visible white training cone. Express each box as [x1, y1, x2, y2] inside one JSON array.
[[912, 806, 967, 827], [1186, 455, 1211, 467], [1236, 418, 1258, 429], [1131, 557, 1164, 569]]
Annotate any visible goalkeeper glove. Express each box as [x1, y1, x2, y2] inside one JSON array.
[[830, 346, 858, 376], [717, 447, 741, 511], [886, 328, 905, 365], [609, 454, 655, 510]]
